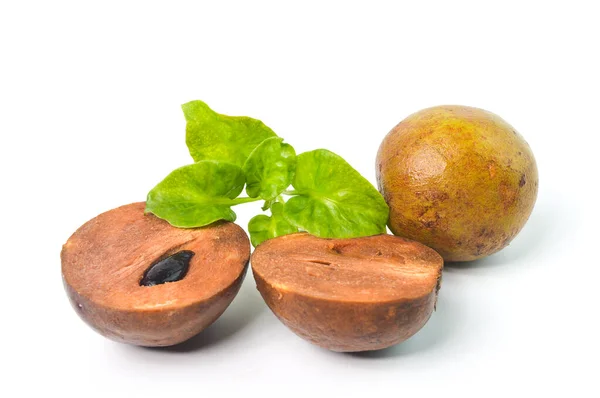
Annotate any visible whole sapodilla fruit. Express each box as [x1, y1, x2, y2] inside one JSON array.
[[376, 106, 538, 262]]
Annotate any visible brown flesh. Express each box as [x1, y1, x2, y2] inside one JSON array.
[[251, 233, 442, 303], [61, 202, 249, 311]]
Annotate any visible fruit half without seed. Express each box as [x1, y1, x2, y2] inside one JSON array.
[[61, 202, 250, 347], [251, 233, 444, 352]]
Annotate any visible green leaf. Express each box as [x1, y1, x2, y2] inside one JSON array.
[[146, 161, 254, 228], [183, 100, 277, 167], [248, 202, 299, 247], [283, 149, 389, 238], [242, 137, 296, 200]]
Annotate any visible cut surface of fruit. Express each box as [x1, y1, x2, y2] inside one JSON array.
[[251, 233, 443, 352]]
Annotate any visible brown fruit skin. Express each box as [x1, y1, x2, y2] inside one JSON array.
[[376, 106, 538, 262], [251, 233, 443, 352], [254, 274, 437, 352], [63, 271, 247, 346], [61, 202, 250, 347]]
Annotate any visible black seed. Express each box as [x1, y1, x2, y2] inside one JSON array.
[[140, 250, 194, 287]]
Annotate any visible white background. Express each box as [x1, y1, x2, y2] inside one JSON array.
[[1, 1, 599, 396]]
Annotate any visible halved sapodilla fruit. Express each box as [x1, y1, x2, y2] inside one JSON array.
[[61, 202, 250, 347], [251, 233, 443, 352]]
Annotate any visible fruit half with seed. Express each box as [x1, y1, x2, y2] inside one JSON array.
[[61, 202, 250, 347], [251, 233, 443, 352]]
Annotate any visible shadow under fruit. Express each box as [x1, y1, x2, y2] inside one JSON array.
[[376, 105, 538, 262]]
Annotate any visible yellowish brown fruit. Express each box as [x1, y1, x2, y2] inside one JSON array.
[[376, 105, 538, 262]]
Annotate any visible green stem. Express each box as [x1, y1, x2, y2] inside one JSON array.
[[283, 190, 298, 195], [229, 196, 262, 206], [261, 199, 273, 211], [276, 195, 285, 204]]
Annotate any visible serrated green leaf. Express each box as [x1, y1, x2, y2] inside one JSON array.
[[183, 100, 277, 167], [145, 161, 247, 228], [283, 149, 389, 238], [243, 137, 296, 200], [248, 202, 299, 247]]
